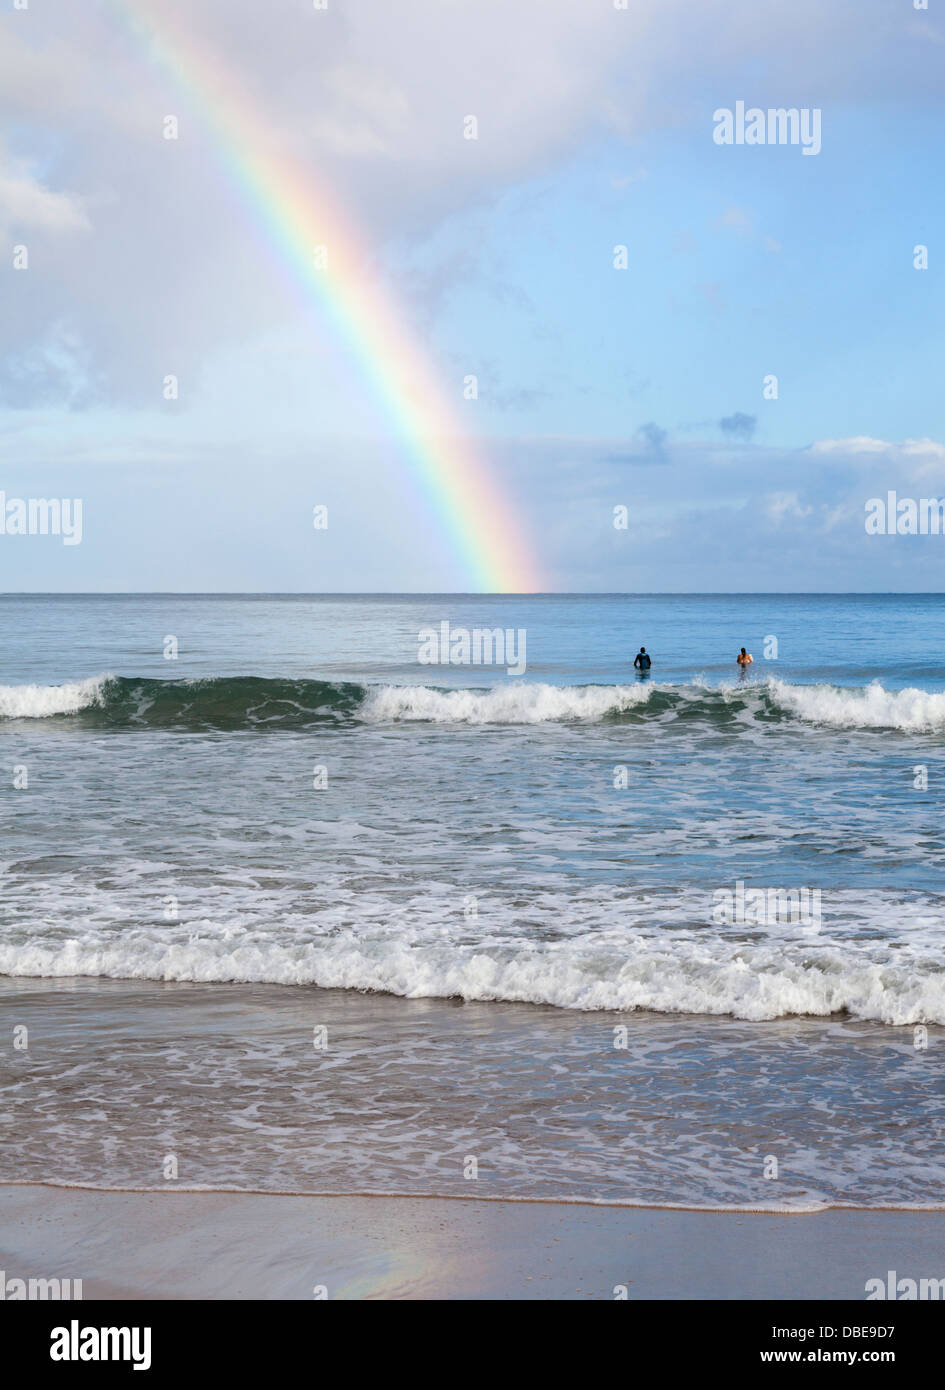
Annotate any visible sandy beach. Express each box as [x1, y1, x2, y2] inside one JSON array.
[[1, 1184, 942, 1300]]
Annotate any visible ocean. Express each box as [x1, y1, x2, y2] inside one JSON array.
[[2, 592, 944, 1210]]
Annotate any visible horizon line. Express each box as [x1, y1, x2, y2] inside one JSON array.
[[2, 591, 944, 600]]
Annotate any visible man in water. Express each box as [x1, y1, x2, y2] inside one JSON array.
[[634, 647, 651, 671], [736, 647, 753, 667]]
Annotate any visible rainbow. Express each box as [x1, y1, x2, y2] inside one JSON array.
[[108, 3, 541, 591]]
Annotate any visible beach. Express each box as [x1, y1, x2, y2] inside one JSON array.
[[2, 594, 945, 1299], [3, 1184, 943, 1300], [6, 0, 945, 1319]]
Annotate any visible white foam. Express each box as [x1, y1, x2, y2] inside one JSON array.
[[3, 895, 944, 1026], [359, 681, 654, 724], [0, 674, 110, 719], [360, 678, 945, 731], [766, 678, 945, 732]]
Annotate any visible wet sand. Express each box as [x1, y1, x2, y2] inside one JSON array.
[[4, 978, 943, 1299], [1, 1184, 942, 1300]]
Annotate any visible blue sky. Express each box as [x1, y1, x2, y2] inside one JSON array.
[[2, 0, 945, 590]]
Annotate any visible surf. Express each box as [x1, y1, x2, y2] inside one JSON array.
[[3, 910, 944, 1025], [1, 673, 944, 732]]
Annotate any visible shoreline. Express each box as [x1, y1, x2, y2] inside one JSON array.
[[2, 1184, 943, 1300], [3, 976, 941, 1210], [4, 1178, 945, 1215]]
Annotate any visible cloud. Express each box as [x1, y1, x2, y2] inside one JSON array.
[[901, 438, 945, 458], [0, 166, 90, 238], [765, 491, 812, 525], [719, 412, 756, 441], [591, 422, 672, 466], [810, 436, 893, 456], [636, 422, 668, 462], [810, 436, 945, 460], [3, 0, 944, 415], [0, 321, 98, 410]]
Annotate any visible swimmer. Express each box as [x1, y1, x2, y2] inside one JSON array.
[[633, 647, 651, 672], [736, 647, 753, 667]]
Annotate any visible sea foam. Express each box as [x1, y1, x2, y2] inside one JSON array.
[[359, 681, 654, 724], [766, 678, 945, 732], [0, 674, 110, 719], [2, 908, 943, 1025]]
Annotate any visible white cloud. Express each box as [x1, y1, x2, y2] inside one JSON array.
[[766, 491, 812, 525], [2, 0, 944, 413], [810, 436, 892, 456], [0, 166, 89, 238], [810, 436, 945, 462], [901, 438, 945, 458]]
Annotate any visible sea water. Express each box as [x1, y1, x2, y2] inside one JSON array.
[[1, 593, 943, 1207]]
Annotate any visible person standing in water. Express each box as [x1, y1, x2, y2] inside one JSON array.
[[736, 647, 753, 667], [634, 647, 651, 671]]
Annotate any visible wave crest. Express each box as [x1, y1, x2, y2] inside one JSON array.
[[2, 927, 942, 1025], [0, 673, 943, 731], [359, 681, 652, 724], [0, 674, 110, 719], [767, 679, 945, 732]]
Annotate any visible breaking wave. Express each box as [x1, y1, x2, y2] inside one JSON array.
[[2, 916, 943, 1025], [1, 673, 944, 732]]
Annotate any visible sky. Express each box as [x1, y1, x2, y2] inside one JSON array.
[[1, 0, 944, 592]]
